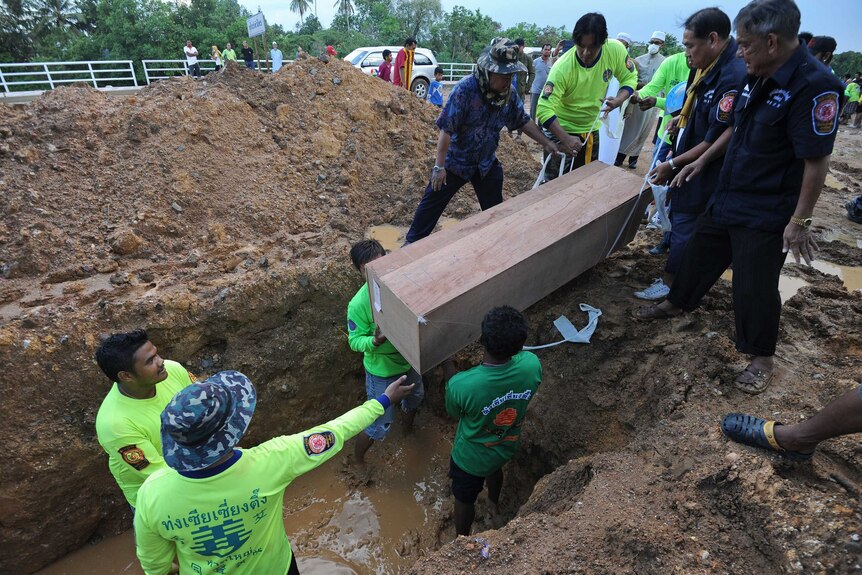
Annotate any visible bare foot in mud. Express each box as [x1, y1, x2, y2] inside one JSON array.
[[342, 454, 373, 487]]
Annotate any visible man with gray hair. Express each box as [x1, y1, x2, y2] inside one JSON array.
[[635, 0, 843, 395], [616, 31, 666, 169]]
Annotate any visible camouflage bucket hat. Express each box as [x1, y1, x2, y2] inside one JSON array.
[[476, 38, 527, 75], [161, 371, 257, 472]]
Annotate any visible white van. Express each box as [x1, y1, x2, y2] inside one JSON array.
[[344, 46, 439, 99]]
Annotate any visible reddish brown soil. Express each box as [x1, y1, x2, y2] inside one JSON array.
[[2, 59, 861, 575]]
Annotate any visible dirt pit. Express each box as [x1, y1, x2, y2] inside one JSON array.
[[2, 59, 862, 575]]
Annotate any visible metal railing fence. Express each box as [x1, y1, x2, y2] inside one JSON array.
[[0, 61, 137, 94], [0, 58, 475, 96]]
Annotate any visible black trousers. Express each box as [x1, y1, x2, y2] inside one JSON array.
[[405, 160, 504, 243], [667, 215, 787, 357], [288, 553, 300, 575]]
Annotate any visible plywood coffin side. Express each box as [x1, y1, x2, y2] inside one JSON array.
[[378, 167, 645, 315], [370, 162, 609, 277], [413, 197, 642, 370]]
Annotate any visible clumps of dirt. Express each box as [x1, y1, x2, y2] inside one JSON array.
[[0, 58, 541, 574], [0, 58, 538, 284]]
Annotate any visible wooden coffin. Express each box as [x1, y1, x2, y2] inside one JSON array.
[[365, 161, 650, 373]]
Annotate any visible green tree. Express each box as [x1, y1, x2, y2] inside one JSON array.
[[501, 22, 539, 44], [290, 0, 310, 24], [0, 0, 34, 60], [393, 0, 439, 42], [296, 13, 321, 35], [431, 6, 499, 61], [332, 0, 353, 32], [834, 51, 862, 77]]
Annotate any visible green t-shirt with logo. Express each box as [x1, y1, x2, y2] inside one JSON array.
[[347, 282, 411, 377], [536, 39, 637, 134], [95, 360, 195, 507], [445, 351, 542, 477], [846, 82, 860, 103], [133, 399, 385, 575]]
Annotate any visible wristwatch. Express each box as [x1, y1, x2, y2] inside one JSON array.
[[668, 158, 679, 171], [789, 215, 813, 228], [432, 165, 444, 173]]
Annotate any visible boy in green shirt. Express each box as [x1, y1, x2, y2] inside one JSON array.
[[95, 330, 196, 509], [346, 239, 425, 463], [134, 370, 415, 575], [536, 12, 637, 180], [445, 306, 542, 535]]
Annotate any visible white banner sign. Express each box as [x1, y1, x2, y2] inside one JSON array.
[[246, 13, 265, 38]]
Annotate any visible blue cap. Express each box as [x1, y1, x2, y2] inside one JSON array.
[[160, 371, 257, 472]]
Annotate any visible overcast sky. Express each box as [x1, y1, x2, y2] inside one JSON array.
[[251, 0, 862, 55]]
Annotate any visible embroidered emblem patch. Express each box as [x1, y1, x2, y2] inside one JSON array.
[[541, 81, 554, 99], [493, 407, 518, 427], [716, 90, 737, 123], [812, 91, 838, 135], [766, 88, 791, 108], [626, 58, 635, 72], [602, 68, 612, 82], [347, 319, 357, 331], [118, 445, 149, 470], [187, 370, 197, 382], [303, 431, 336, 456]]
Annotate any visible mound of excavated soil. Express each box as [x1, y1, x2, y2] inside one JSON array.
[[0, 59, 540, 574]]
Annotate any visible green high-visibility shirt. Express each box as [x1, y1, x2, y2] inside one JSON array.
[[222, 48, 237, 61], [95, 360, 195, 507], [845, 82, 860, 103], [638, 52, 691, 144], [347, 282, 411, 377], [536, 39, 637, 134], [134, 398, 386, 575], [446, 351, 542, 477]]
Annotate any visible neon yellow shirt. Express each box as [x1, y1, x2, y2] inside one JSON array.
[[536, 39, 637, 133], [133, 399, 386, 575], [95, 360, 195, 507], [846, 82, 860, 103], [638, 52, 691, 144]]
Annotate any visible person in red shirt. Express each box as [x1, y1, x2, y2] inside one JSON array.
[[378, 49, 393, 82], [394, 37, 416, 90]]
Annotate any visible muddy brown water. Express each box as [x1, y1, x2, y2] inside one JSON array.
[[721, 259, 862, 302], [38, 415, 454, 575]]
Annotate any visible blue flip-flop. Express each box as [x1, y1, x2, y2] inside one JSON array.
[[721, 413, 815, 462]]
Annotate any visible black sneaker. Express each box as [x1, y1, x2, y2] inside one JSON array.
[[628, 158, 638, 169]]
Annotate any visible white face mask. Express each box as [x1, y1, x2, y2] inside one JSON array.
[[648, 43, 661, 55]]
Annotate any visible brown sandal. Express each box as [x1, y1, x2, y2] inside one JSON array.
[[734, 367, 774, 395]]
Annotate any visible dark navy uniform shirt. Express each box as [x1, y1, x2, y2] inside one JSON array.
[[673, 38, 747, 214], [708, 45, 842, 232]]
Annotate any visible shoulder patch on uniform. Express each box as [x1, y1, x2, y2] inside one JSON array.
[[603, 68, 613, 82], [541, 81, 554, 99], [626, 58, 635, 72], [186, 370, 197, 382], [303, 431, 336, 456], [716, 90, 737, 123], [118, 444, 149, 470], [347, 319, 357, 331], [812, 91, 839, 136]]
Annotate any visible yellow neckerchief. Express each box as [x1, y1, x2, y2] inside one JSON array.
[[677, 41, 729, 129]]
